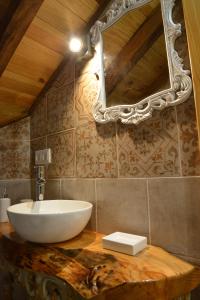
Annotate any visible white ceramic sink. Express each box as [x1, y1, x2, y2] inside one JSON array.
[[7, 200, 92, 243]]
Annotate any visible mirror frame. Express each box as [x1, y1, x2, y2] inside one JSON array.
[[90, 0, 192, 125]]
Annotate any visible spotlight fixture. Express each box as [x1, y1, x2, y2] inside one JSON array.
[[69, 37, 83, 53]]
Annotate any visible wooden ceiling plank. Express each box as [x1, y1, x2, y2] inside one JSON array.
[[0, 87, 35, 103], [85, 0, 113, 31], [0, 74, 41, 97], [105, 6, 164, 96], [6, 35, 63, 86], [26, 17, 67, 55], [7, 54, 61, 85], [56, 0, 99, 23], [14, 36, 63, 67], [37, 0, 86, 35], [3, 70, 43, 89], [0, 88, 35, 119], [0, 0, 44, 77]]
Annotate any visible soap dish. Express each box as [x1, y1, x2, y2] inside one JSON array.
[[102, 232, 147, 256]]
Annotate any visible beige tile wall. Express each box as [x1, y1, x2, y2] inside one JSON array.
[[0, 117, 30, 180], [42, 176, 200, 264], [0, 117, 31, 203], [0, 117, 31, 204], [0, 180, 31, 204]]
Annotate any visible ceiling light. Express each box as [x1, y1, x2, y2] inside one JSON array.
[[69, 37, 83, 53]]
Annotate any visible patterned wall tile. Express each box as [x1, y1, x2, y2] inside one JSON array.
[[0, 140, 30, 179], [30, 97, 47, 139], [0, 117, 30, 141], [75, 70, 99, 126], [177, 97, 200, 176], [47, 130, 75, 178], [76, 122, 117, 178], [0, 117, 30, 180], [30, 137, 46, 178], [47, 82, 74, 134], [117, 108, 180, 177]]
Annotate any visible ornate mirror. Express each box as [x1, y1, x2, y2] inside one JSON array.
[[90, 0, 192, 124]]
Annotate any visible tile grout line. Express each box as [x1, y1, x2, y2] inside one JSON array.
[[45, 95, 48, 130], [30, 136, 46, 142], [74, 128, 77, 178], [73, 60, 76, 112], [53, 128, 75, 138], [40, 175, 200, 180], [74, 57, 77, 178], [115, 122, 120, 178], [59, 178, 62, 199], [175, 106, 183, 177], [31, 128, 76, 141], [94, 179, 98, 232], [45, 96, 48, 147], [146, 179, 152, 244], [0, 179, 31, 181], [175, 253, 200, 263]]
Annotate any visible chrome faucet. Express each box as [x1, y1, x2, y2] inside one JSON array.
[[35, 165, 46, 201]]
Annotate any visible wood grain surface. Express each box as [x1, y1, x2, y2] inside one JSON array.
[[0, 0, 100, 127], [182, 0, 200, 149], [0, 223, 200, 300]]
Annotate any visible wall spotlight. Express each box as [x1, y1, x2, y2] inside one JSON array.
[[69, 37, 83, 53]]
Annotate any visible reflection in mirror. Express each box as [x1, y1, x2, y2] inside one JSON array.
[[90, 0, 192, 124], [102, 0, 170, 107]]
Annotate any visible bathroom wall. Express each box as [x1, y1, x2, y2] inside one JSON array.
[[29, 2, 200, 266], [0, 117, 31, 204], [30, 61, 200, 263]]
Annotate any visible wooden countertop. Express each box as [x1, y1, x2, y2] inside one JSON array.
[[0, 223, 200, 300]]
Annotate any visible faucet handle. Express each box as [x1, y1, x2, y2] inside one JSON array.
[[35, 165, 46, 201]]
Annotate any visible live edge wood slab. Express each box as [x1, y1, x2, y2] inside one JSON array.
[[0, 223, 200, 300]]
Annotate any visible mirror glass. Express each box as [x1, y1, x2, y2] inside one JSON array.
[[102, 0, 170, 107]]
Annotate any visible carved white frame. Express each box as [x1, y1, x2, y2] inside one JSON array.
[[90, 0, 192, 125]]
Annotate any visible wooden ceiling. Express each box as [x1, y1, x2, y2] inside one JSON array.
[[0, 0, 107, 127], [0, 0, 170, 126]]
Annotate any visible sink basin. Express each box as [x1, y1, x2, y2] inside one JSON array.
[[7, 200, 93, 243]]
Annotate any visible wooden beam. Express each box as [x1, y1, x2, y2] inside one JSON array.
[[77, 0, 113, 55], [182, 0, 200, 149], [0, 1, 20, 39], [0, 0, 44, 77], [95, 0, 105, 4], [105, 6, 164, 96], [139, 66, 169, 99], [80, 0, 113, 34]]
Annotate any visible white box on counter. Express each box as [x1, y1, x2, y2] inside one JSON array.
[[102, 232, 147, 256]]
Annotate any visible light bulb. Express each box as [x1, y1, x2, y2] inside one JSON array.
[[69, 37, 83, 53]]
